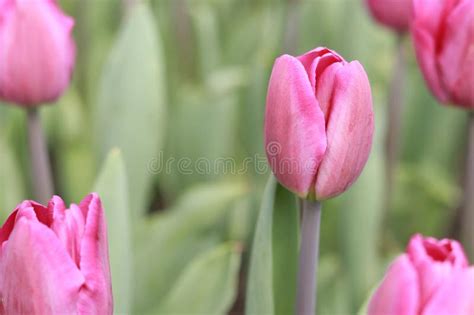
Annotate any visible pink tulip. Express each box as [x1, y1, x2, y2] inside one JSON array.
[[0, 194, 113, 314], [264, 47, 374, 200], [0, 0, 75, 107], [412, 0, 474, 109], [366, 0, 413, 32], [368, 234, 474, 315]]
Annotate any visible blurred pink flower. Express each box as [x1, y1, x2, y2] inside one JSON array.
[[368, 234, 474, 315], [0, 194, 113, 314], [366, 0, 413, 32], [264, 47, 374, 200], [0, 0, 75, 106], [412, 0, 474, 109]]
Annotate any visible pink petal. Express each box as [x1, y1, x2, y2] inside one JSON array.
[[0, 200, 52, 257], [367, 255, 420, 315], [407, 234, 468, 306], [314, 61, 374, 199], [411, 0, 451, 103], [264, 55, 327, 197], [423, 267, 474, 315], [438, 0, 474, 108], [50, 196, 86, 267], [296, 47, 343, 91], [411, 26, 448, 103], [0, 216, 84, 314], [0, 0, 75, 106], [77, 193, 113, 315], [366, 0, 412, 31]]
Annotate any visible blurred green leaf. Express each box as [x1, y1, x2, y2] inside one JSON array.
[[338, 106, 384, 310], [93, 149, 133, 314], [44, 90, 96, 202], [189, 1, 220, 76], [134, 179, 248, 313], [246, 176, 299, 315], [272, 184, 299, 315], [245, 176, 276, 315], [162, 85, 238, 197], [317, 255, 349, 314], [95, 1, 166, 215], [156, 242, 242, 314], [0, 134, 25, 220]]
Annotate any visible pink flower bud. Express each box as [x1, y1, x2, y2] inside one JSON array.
[[0, 0, 75, 107], [412, 0, 474, 109], [264, 47, 374, 200], [368, 234, 474, 315], [366, 0, 413, 32], [0, 194, 113, 314]]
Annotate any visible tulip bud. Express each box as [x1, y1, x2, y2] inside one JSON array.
[[264, 47, 374, 200], [412, 0, 474, 109], [365, 0, 412, 32], [0, 0, 75, 107], [0, 194, 113, 314], [368, 234, 474, 314]]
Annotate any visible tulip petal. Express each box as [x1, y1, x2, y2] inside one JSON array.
[[264, 55, 327, 197], [0, 216, 84, 314], [50, 196, 86, 267], [411, 0, 451, 103], [438, 0, 474, 108], [367, 255, 419, 315], [0, 0, 75, 105], [407, 234, 469, 306], [423, 267, 474, 315], [366, 0, 412, 31], [314, 61, 374, 199], [296, 47, 343, 91], [77, 193, 113, 314]]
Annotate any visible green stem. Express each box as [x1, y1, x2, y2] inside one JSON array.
[[384, 34, 406, 215], [461, 112, 474, 260], [296, 199, 322, 315], [26, 108, 53, 204]]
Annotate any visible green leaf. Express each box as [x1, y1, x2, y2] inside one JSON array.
[[339, 106, 384, 310], [0, 134, 25, 220], [44, 90, 96, 202], [156, 243, 242, 314], [133, 180, 248, 313], [245, 176, 299, 315], [95, 1, 166, 215], [272, 184, 299, 315], [93, 149, 133, 314], [246, 176, 277, 315]]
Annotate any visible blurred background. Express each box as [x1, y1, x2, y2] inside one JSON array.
[[0, 0, 470, 314]]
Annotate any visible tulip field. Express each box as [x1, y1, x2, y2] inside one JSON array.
[[0, 0, 472, 314]]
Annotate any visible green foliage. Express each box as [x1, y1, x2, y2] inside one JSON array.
[[93, 149, 133, 314], [134, 179, 248, 313], [95, 1, 166, 215], [246, 176, 299, 315], [156, 243, 242, 314], [0, 134, 25, 220]]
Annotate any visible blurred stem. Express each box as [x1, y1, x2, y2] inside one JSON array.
[[122, 0, 137, 15], [296, 199, 321, 315], [384, 34, 406, 215], [461, 112, 474, 260], [26, 108, 53, 204], [283, 0, 300, 54]]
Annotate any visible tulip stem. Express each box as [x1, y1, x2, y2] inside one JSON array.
[[461, 112, 474, 260], [296, 199, 322, 315], [26, 108, 54, 204], [384, 34, 406, 215]]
